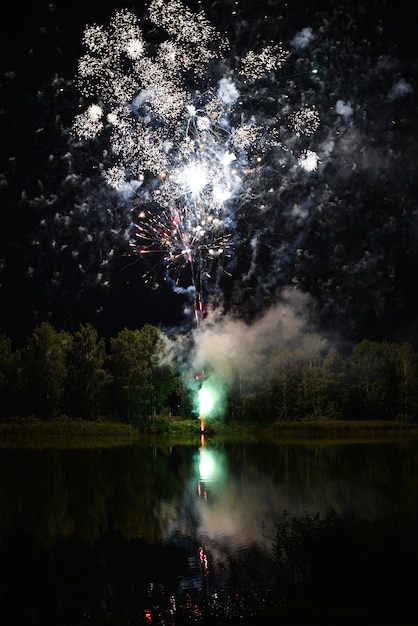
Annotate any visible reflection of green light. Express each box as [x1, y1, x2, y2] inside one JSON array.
[[198, 387, 214, 416], [197, 447, 225, 481], [199, 449, 215, 479]]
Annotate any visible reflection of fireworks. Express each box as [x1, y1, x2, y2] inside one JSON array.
[[73, 1, 319, 323]]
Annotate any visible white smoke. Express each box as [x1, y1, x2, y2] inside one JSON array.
[[217, 77, 240, 105], [290, 27, 315, 50], [182, 288, 312, 419], [335, 99, 353, 119], [387, 78, 413, 101]]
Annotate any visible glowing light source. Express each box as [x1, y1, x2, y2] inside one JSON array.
[[181, 164, 208, 196], [198, 387, 214, 416]]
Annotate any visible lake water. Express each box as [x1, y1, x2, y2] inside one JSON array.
[[0, 432, 418, 624]]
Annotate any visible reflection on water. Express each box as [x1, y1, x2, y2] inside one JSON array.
[[0, 434, 417, 623], [160, 439, 275, 607]]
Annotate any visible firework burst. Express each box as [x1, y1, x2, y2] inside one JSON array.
[[72, 0, 319, 323]]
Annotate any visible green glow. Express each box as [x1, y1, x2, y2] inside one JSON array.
[[198, 387, 214, 416], [199, 449, 215, 479]]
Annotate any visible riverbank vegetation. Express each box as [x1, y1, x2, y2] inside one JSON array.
[[1, 321, 418, 429], [1, 416, 418, 448]]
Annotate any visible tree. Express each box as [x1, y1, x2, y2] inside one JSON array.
[[394, 342, 418, 421], [292, 333, 328, 420], [109, 324, 178, 422], [267, 345, 299, 421], [0, 331, 15, 417], [348, 340, 397, 419], [23, 322, 67, 418], [320, 347, 350, 420], [136, 324, 178, 419], [66, 323, 110, 419], [109, 328, 151, 422]]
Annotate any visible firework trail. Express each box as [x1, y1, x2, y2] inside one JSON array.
[[72, 0, 319, 324]]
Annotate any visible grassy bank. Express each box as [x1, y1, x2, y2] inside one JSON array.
[[165, 417, 418, 435], [159, 417, 418, 446], [0, 415, 140, 448], [1, 415, 418, 448]]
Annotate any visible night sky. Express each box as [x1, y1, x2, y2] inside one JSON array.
[[1, 0, 418, 349]]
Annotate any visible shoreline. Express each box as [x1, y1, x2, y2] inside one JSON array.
[[0, 415, 417, 445]]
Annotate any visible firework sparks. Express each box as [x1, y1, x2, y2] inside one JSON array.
[[73, 0, 320, 323], [288, 106, 320, 137], [299, 149, 320, 172]]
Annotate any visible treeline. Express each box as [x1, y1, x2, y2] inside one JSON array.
[[234, 335, 418, 423], [0, 322, 180, 423], [1, 322, 418, 423]]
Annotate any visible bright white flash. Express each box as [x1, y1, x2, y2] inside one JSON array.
[[182, 164, 208, 196], [198, 387, 214, 415], [299, 150, 320, 172], [221, 152, 236, 167], [213, 185, 231, 202], [87, 104, 103, 121]]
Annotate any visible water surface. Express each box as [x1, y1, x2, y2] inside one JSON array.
[[0, 433, 417, 624]]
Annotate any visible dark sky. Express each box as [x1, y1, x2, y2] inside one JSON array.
[[1, 0, 418, 347]]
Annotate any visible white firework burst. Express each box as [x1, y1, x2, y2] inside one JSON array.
[[72, 0, 320, 322]]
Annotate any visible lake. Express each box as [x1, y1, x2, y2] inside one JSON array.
[[0, 432, 417, 624]]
